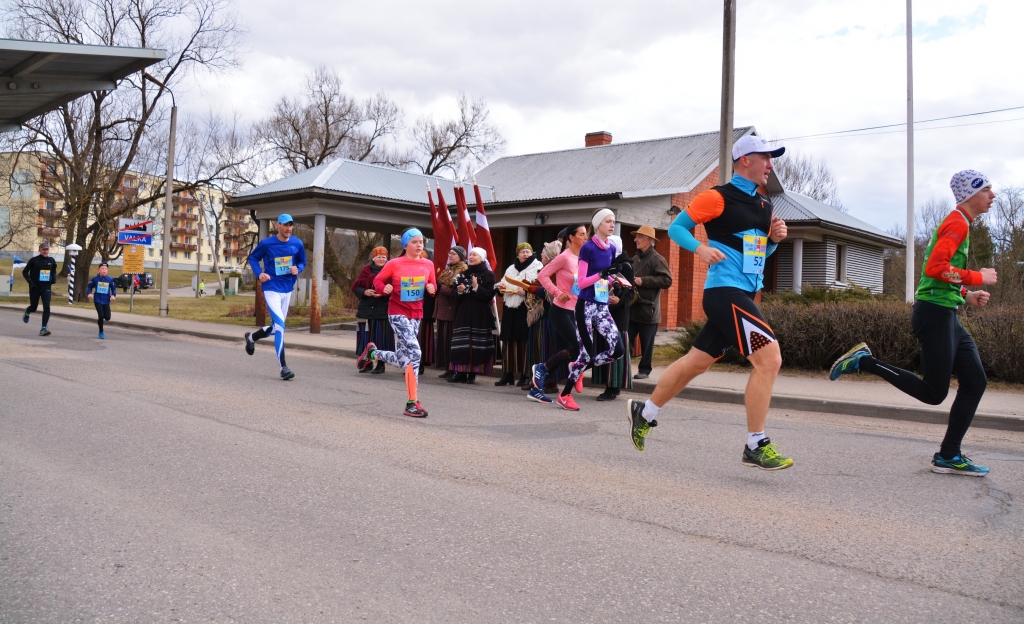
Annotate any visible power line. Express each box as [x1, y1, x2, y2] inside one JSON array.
[[777, 104, 1024, 141], [785, 115, 1024, 141]]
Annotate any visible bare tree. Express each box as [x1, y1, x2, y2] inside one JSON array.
[[990, 186, 1024, 303], [410, 93, 505, 177], [2, 0, 246, 301], [253, 67, 405, 174], [773, 151, 847, 213], [0, 157, 43, 250]]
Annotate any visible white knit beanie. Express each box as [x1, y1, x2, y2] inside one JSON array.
[[950, 170, 991, 205]]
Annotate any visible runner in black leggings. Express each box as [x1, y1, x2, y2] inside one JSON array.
[[87, 263, 118, 339]]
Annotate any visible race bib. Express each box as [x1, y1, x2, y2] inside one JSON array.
[[593, 278, 610, 304], [274, 256, 292, 276], [39, 270, 51, 282], [570, 273, 580, 296], [400, 276, 425, 302], [97, 282, 109, 294], [742, 235, 767, 275]]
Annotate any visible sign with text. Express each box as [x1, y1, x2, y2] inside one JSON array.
[[123, 244, 145, 274], [118, 218, 153, 245]]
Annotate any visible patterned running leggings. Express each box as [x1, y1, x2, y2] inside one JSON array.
[[375, 315, 422, 369], [568, 300, 624, 382]]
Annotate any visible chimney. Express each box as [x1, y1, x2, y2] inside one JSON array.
[[585, 131, 612, 147]]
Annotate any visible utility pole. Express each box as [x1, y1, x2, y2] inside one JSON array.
[[905, 0, 916, 303], [718, 0, 737, 185], [195, 200, 202, 298]]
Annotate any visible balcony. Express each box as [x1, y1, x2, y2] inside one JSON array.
[[172, 211, 199, 222], [119, 185, 138, 199], [172, 195, 198, 206], [40, 168, 59, 181], [223, 233, 241, 241], [38, 226, 63, 237], [226, 248, 248, 257], [171, 226, 198, 235], [39, 208, 64, 219], [40, 184, 61, 200], [170, 242, 198, 252]]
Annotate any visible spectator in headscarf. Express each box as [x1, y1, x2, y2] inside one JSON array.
[[448, 247, 496, 383], [592, 234, 636, 400], [434, 246, 468, 379], [495, 242, 544, 387], [351, 246, 393, 375]]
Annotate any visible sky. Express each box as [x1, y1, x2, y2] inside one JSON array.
[[181, 0, 1024, 234]]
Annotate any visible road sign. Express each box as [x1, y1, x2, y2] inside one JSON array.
[[118, 218, 153, 245], [123, 244, 145, 274]]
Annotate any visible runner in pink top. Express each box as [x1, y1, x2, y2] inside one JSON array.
[[528, 224, 588, 404], [358, 228, 437, 418]]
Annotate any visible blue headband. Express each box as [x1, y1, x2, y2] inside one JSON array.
[[402, 228, 423, 248]]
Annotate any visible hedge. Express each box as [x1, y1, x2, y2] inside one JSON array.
[[676, 299, 1024, 385]]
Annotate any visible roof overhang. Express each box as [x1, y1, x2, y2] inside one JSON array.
[[786, 222, 904, 248], [1, 38, 167, 132]]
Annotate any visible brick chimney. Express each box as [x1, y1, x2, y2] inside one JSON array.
[[585, 131, 612, 147]]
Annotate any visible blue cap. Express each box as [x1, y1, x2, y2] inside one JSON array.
[[277, 214, 294, 225], [401, 228, 423, 248]]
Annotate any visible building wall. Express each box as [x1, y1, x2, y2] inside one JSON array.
[[770, 238, 885, 294]]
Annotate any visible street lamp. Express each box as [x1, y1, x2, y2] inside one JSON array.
[[144, 71, 176, 317], [65, 243, 82, 304]]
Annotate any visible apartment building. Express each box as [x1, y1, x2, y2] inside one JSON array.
[[0, 152, 256, 271]]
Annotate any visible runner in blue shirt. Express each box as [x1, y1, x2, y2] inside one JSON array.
[[244, 214, 307, 380], [87, 262, 118, 339]]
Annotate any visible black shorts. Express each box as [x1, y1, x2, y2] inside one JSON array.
[[693, 287, 775, 358]]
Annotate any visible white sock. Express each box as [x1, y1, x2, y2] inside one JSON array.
[[747, 431, 766, 451], [642, 400, 661, 422]]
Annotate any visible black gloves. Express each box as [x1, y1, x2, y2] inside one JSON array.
[[600, 264, 622, 278]]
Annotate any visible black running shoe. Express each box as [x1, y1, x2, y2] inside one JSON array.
[[404, 401, 428, 418], [23, 308, 30, 323], [280, 366, 295, 380], [626, 399, 657, 451], [244, 332, 255, 356], [741, 438, 793, 470]]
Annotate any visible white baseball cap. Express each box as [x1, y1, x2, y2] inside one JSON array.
[[731, 135, 785, 161]]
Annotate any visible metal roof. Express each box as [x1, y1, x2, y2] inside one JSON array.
[[0, 38, 167, 132], [234, 158, 494, 205], [474, 127, 756, 203], [770, 191, 902, 246]]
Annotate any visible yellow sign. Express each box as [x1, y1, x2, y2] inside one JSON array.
[[123, 244, 145, 274]]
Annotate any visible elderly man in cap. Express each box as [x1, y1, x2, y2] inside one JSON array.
[[243, 214, 307, 380], [22, 241, 58, 336], [628, 225, 673, 380]]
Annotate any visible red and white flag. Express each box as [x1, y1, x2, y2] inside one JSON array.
[[472, 179, 497, 272], [454, 184, 476, 250]]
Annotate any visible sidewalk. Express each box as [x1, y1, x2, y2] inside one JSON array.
[[4, 303, 1021, 432]]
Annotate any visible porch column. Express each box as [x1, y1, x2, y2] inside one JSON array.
[[310, 213, 326, 334], [792, 238, 803, 294], [383, 233, 393, 256], [255, 218, 268, 327], [517, 226, 528, 244]]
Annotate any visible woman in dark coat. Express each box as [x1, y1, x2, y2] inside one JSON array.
[[448, 247, 496, 384], [417, 249, 436, 373], [351, 246, 393, 374], [523, 239, 564, 393], [434, 246, 467, 379], [591, 235, 635, 400]]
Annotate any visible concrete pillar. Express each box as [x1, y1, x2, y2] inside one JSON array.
[[517, 226, 528, 244], [255, 219, 269, 327], [310, 213, 326, 334], [792, 238, 803, 294], [383, 233, 393, 256]]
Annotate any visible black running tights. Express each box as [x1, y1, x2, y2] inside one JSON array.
[[27, 288, 51, 327], [858, 301, 987, 459], [94, 302, 111, 332]]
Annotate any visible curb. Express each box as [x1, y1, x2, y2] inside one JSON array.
[[5, 306, 1021, 432]]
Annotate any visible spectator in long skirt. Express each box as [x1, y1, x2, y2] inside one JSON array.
[[495, 242, 544, 387], [434, 246, 467, 379], [418, 249, 436, 374], [448, 247, 496, 384], [592, 235, 636, 400], [352, 247, 393, 374]]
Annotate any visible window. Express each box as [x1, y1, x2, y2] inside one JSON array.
[[148, 248, 154, 257], [184, 252, 191, 260], [171, 251, 177, 258], [835, 244, 847, 283], [207, 254, 212, 261], [45, 200, 56, 210], [10, 169, 34, 199], [0, 207, 9, 236], [45, 162, 57, 176]]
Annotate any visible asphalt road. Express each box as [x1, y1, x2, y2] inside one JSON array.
[[2, 311, 1022, 623]]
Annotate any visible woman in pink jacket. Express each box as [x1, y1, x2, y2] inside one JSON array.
[[527, 224, 587, 404]]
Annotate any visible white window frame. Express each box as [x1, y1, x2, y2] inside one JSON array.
[[834, 243, 848, 285]]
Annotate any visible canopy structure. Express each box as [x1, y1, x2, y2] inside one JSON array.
[[1, 38, 167, 133]]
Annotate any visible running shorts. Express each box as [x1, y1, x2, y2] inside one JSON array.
[[693, 287, 775, 358]]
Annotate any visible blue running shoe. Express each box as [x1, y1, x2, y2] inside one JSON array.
[[98, 332, 105, 340], [830, 342, 871, 381], [532, 363, 548, 389], [23, 308, 30, 323], [39, 327, 50, 336], [528, 386, 552, 404], [931, 453, 989, 477]]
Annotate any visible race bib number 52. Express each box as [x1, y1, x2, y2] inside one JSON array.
[[742, 235, 767, 275]]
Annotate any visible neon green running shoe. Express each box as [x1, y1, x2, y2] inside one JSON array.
[[742, 438, 794, 470], [829, 342, 871, 381], [626, 399, 657, 451]]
